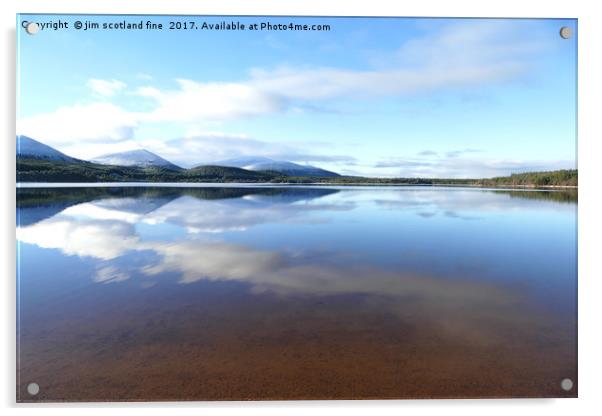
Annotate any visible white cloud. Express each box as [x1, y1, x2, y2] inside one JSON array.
[[87, 78, 127, 97], [134, 63, 523, 124], [132, 131, 349, 167], [148, 132, 277, 166], [139, 132, 356, 167], [248, 64, 522, 101], [94, 265, 130, 283], [17, 102, 139, 147], [136, 79, 285, 122]]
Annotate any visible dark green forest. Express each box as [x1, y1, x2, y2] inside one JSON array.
[[474, 169, 577, 187]]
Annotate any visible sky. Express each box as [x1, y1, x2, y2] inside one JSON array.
[[17, 15, 577, 178]]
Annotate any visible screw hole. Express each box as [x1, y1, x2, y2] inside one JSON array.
[[559, 26, 572, 39], [561, 378, 573, 391], [27, 382, 40, 396], [25, 22, 39, 35]]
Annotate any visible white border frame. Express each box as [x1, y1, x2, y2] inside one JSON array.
[[2, 1, 600, 415]]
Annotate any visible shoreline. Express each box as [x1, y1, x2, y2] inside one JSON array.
[[16, 182, 578, 190]]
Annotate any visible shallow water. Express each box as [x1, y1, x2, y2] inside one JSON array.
[[16, 186, 577, 401]]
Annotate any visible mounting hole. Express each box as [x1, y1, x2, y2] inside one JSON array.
[[27, 382, 40, 396], [561, 378, 574, 391], [559, 26, 572, 39], [25, 22, 39, 35]]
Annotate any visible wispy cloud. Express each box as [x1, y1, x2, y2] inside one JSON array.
[[391, 20, 550, 70], [375, 159, 432, 169], [374, 155, 575, 179], [94, 266, 130, 284], [134, 56, 525, 124], [87, 78, 127, 97], [445, 148, 482, 158], [146, 132, 356, 168], [135, 73, 153, 81]]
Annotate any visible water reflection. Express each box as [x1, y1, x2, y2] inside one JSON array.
[[16, 186, 577, 401], [373, 188, 576, 219]]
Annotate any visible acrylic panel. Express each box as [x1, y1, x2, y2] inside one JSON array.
[[16, 15, 577, 402]]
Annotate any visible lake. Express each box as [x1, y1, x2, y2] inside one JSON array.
[[16, 185, 577, 401]]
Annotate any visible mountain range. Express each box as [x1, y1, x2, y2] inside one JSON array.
[[16, 136, 340, 179], [15, 136, 578, 186]]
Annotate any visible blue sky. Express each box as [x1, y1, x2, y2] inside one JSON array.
[[17, 15, 577, 177]]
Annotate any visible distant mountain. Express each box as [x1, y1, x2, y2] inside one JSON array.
[[17, 135, 81, 163], [246, 160, 340, 178], [91, 149, 181, 170], [214, 156, 274, 167], [213, 156, 340, 177]]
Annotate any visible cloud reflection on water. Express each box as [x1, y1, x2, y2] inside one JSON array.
[[16, 187, 575, 300], [16, 187, 538, 299], [16, 186, 577, 349]]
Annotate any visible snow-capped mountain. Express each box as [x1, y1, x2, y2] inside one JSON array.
[[213, 156, 340, 177], [214, 156, 274, 167], [91, 149, 181, 169], [17, 135, 80, 163]]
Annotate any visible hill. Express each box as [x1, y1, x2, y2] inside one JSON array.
[[17, 135, 81, 163], [91, 149, 181, 170], [213, 156, 340, 177]]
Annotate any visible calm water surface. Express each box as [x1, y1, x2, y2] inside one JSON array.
[[16, 186, 577, 401]]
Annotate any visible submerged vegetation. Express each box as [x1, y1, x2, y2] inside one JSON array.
[[17, 157, 577, 188]]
